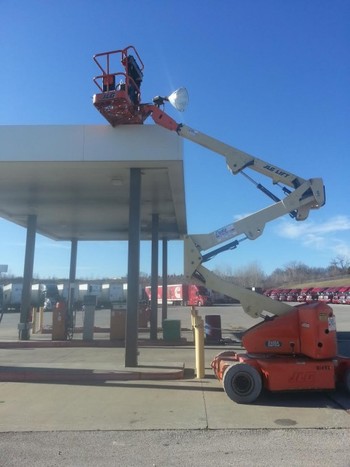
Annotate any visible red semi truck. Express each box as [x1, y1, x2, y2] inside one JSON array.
[[144, 284, 212, 306]]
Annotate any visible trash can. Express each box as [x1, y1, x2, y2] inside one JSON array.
[[110, 307, 126, 340], [162, 319, 181, 341], [52, 300, 67, 340], [205, 315, 222, 343]]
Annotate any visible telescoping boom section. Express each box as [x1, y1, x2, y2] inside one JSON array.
[[144, 104, 325, 317]]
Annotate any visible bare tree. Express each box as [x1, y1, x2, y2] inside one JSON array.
[[329, 255, 350, 274], [232, 261, 266, 288]]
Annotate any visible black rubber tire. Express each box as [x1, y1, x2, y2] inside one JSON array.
[[223, 363, 262, 404]]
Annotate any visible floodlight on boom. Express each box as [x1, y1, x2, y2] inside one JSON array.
[[152, 87, 189, 112], [167, 87, 189, 111]]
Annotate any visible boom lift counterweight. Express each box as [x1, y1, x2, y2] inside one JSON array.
[[92, 46, 350, 403]]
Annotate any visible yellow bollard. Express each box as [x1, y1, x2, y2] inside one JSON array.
[[190, 306, 198, 342], [191, 308, 205, 378]]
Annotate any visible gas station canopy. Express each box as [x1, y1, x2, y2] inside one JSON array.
[[0, 124, 187, 241]]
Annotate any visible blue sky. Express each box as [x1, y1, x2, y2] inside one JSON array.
[[0, 0, 349, 279]]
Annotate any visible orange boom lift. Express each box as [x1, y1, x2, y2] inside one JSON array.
[[93, 46, 350, 403]]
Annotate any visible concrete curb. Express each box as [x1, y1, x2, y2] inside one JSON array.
[[0, 338, 189, 349], [0, 363, 185, 383]]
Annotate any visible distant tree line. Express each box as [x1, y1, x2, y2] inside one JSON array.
[[212, 255, 350, 289], [143, 255, 350, 289], [2, 255, 349, 289]]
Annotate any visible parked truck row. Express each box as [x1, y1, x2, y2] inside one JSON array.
[[3, 281, 348, 312], [0, 281, 237, 312], [1, 283, 60, 312], [144, 284, 212, 307], [0, 282, 129, 312], [264, 286, 350, 304]]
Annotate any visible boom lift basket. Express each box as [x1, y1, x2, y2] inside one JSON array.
[[93, 46, 150, 126]]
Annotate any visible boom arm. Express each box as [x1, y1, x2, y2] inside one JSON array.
[[185, 251, 292, 319], [92, 49, 326, 318], [178, 124, 306, 189], [145, 105, 325, 318]]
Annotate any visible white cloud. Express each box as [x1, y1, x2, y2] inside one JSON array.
[[329, 239, 350, 258], [276, 215, 350, 254]]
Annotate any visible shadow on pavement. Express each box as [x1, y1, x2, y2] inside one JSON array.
[[0, 365, 348, 411]]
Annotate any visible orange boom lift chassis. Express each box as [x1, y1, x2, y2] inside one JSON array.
[[211, 301, 350, 403], [92, 46, 350, 403]]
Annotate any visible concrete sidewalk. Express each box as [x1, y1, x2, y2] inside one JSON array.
[[1, 338, 350, 432], [0, 306, 349, 433], [0, 335, 188, 383]]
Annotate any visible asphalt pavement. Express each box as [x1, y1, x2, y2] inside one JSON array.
[[0, 304, 349, 466]]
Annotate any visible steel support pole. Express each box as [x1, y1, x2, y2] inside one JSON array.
[[67, 238, 78, 338], [162, 238, 168, 322], [150, 213, 159, 340], [18, 214, 37, 340], [125, 168, 141, 367]]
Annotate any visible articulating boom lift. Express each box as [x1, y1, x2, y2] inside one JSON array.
[[93, 46, 350, 403]]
